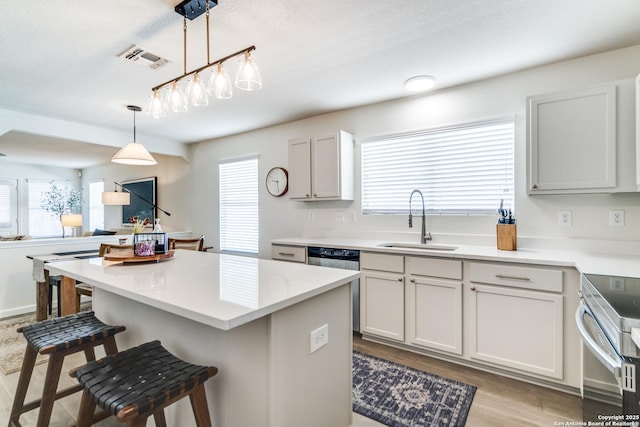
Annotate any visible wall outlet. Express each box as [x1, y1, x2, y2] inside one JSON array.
[[349, 211, 357, 223], [308, 211, 315, 221], [310, 324, 329, 353], [335, 212, 345, 223], [558, 210, 572, 226], [609, 209, 625, 227]]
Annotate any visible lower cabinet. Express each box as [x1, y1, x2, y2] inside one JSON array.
[[467, 262, 565, 380], [359, 253, 576, 387], [407, 257, 463, 355], [407, 277, 462, 354], [468, 284, 564, 379], [360, 270, 405, 341]]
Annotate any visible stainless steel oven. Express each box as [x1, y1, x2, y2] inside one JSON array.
[[577, 274, 640, 424]]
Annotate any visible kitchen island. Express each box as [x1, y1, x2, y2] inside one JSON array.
[[46, 249, 360, 427]]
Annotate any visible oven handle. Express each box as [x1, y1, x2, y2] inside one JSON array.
[[575, 303, 621, 376]]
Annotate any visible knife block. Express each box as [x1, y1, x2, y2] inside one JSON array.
[[496, 224, 517, 251]]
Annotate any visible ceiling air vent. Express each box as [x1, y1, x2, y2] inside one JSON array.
[[118, 45, 170, 70]]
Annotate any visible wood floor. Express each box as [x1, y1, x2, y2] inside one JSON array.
[[354, 334, 583, 426], [0, 333, 582, 426]]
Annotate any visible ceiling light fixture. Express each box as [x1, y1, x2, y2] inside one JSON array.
[[112, 105, 158, 166], [146, 0, 261, 119], [404, 75, 436, 92]]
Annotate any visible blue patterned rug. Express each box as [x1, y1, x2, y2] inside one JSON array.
[[353, 351, 476, 427]]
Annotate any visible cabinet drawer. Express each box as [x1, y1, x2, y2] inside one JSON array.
[[271, 245, 306, 263], [408, 257, 462, 280], [361, 252, 404, 273], [469, 262, 562, 292]]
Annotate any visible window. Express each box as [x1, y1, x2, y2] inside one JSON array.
[[219, 157, 259, 254], [0, 178, 18, 234], [88, 181, 104, 231], [361, 117, 514, 215], [27, 180, 76, 238]]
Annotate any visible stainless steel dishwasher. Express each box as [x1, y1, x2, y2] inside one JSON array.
[[307, 246, 360, 332]]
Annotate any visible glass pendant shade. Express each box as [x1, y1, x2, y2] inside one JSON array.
[[146, 90, 167, 118], [112, 142, 158, 165], [164, 81, 188, 113], [101, 191, 131, 205], [235, 51, 262, 91], [186, 72, 209, 106], [207, 63, 233, 99]]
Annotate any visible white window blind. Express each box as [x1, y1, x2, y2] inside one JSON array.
[[0, 178, 17, 231], [361, 117, 514, 215], [28, 180, 74, 238], [89, 181, 104, 231], [219, 157, 259, 254]]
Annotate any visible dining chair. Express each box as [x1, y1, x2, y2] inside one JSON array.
[[73, 243, 135, 311], [168, 235, 208, 251]]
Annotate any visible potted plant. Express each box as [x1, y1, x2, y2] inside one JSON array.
[[41, 181, 82, 238]]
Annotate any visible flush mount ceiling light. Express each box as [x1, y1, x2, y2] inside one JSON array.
[[404, 75, 436, 92], [146, 0, 261, 119], [112, 105, 158, 166]]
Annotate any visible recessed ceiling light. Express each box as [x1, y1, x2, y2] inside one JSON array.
[[404, 75, 436, 92]]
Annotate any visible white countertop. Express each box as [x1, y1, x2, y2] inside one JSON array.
[[46, 249, 360, 330], [272, 237, 640, 278]]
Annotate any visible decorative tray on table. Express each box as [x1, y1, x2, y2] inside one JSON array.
[[103, 250, 175, 263]]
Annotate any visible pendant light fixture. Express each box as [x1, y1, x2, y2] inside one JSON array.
[[146, 0, 261, 118], [112, 105, 158, 166]]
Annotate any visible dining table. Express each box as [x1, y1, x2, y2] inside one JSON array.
[[27, 249, 100, 320]]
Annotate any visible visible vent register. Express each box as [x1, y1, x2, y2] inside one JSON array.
[[118, 45, 169, 70]]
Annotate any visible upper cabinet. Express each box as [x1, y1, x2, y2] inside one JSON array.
[[288, 130, 354, 201], [527, 79, 636, 194]]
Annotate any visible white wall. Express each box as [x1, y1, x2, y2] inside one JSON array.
[[81, 154, 192, 233], [189, 44, 640, 257]]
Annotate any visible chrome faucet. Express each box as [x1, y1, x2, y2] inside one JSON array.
[[409, 189, 432, 244]]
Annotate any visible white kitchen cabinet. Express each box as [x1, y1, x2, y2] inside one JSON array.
[[360, 252, 404, 341], [271, 244, 306, 263], [467, 262, 564, 379], [288, 131, 354, 201], [407, 257, 463, 355], [527, 84, 617, 194]]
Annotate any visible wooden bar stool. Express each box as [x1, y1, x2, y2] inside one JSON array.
[[72, 340, 218, 427], [8, 311, 126, 427]]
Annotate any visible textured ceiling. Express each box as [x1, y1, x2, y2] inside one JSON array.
[[1, 0, 640, 168]]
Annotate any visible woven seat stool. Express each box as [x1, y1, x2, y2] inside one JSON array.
[[72, 340, 218, 427], [8, 311, 126, 427]]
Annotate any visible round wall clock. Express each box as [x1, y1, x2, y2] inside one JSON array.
[[266, 167, 289, 197]]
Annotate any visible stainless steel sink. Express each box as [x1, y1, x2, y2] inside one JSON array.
[[377, 243, 458, 251]]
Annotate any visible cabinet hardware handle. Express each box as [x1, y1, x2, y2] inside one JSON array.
[[313, 193, 317, 197], [278, 252, 295, 257], [470, 286, 476, 291], [306, 194, 310, 197], [495, 274, 530, 281], [532, 184, 538, 189], [410, 278, 415, 283], [397, 278, 403, 282]]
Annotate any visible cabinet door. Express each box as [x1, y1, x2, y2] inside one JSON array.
[[407, 277, 462, 355], [528, 85, 616, 193], [311, 134, 341, 199], [469, 284, 563, 379], [360, 271, 404, 341], [288, 138, 312, 199]]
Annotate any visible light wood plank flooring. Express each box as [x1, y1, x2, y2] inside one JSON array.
[[353, 334, 583, 426], [0, 334, 581, 426]]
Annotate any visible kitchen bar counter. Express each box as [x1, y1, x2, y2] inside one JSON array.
[[272, 236, 640, 277], [46, 249, 359, 427]]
